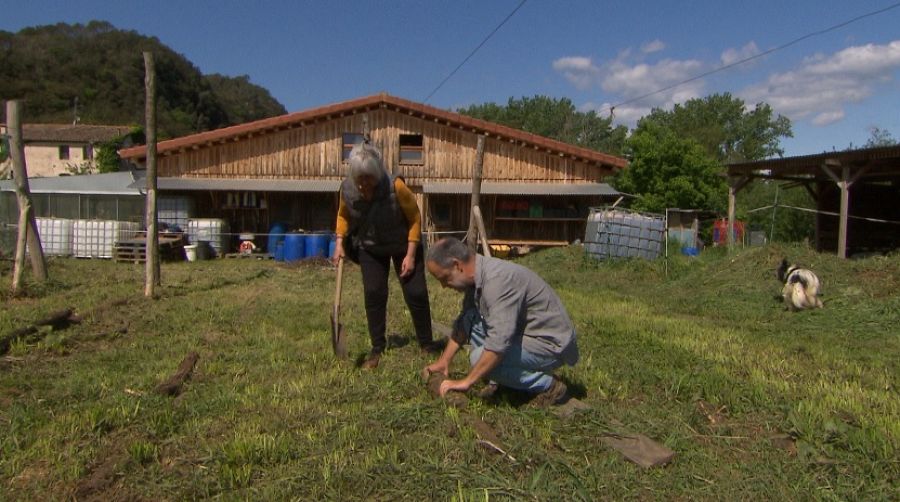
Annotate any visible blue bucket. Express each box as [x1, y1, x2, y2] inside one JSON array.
[[283, 233, 307, 262], [305, 233, 331, 259], [682, 246, 699, 257]]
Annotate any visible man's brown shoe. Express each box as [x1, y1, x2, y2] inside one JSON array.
[[528, 377, 568, 408], [361, 352, 381, 370]]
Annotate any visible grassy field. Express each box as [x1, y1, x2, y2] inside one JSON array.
[[1, 243, 898, 500]]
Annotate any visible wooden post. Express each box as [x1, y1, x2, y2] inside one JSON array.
[[7, 100, 48, 293], [726, 176, 750, 251], [466, 135, 485, 254], [820, 159, 850, 259], [472, 206, 491, 257], [143, 52, 160, 296]]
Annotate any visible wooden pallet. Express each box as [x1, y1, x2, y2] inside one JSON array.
[[114, 237, 185, 263]]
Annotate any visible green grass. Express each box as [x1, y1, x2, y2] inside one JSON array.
[[1, 244, 898, 500]]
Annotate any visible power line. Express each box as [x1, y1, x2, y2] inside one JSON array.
[[424, 0, 528, 104], [601, 1, 900, 115]]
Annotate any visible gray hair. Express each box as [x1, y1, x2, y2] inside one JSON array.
[[348, 142, 386, 184], [426, 237, 472, 269]]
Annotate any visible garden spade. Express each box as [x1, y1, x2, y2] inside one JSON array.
[[331, 257, 349, 359]]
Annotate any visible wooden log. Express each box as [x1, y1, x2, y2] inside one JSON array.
[[0, 309, 77, 354], [154, 351, 200, 396]]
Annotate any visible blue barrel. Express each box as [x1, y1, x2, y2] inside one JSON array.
[[328, 236, 337, 259], [283, 233, 307, 262], [274, 241, 285, 261], [305, 233, 331, 259], [268, 222, 288, 255]]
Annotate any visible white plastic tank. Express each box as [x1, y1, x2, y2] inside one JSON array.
[[187, 218, 229, 258], [34, 218, 74, 256], [73, 219, 141, 258]]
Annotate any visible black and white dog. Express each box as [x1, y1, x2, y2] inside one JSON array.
[[776, 259, 823, 311]]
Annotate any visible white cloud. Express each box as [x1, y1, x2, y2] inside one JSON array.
[[554, 50, 706, 127], [721, 41, 760, 66], [641, 39, 665, 54], [812, 110, 845, 126], [552, 56, 601, 90], [739, 40, 900, 127]]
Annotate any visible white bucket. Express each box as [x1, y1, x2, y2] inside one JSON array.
[[184, 244, 198, 262]]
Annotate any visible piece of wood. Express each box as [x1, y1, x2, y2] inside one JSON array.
[[599, 433, 676, 468], [154, 351, 199, 396], [0, 309, 77, 354]]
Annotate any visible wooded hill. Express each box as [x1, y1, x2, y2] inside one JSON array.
[[0, 21, 287, 139]]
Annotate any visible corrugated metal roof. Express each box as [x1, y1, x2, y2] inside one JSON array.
[[422, 182, 619, 196], [126, 176, 341, 192], [0, 171, 143, 195], [118, 93, 627, 170]]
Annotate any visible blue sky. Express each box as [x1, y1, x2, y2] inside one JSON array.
[[3, 0, 900, 157]]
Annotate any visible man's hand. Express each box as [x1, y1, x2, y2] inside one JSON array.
[[421, 360, 449, 380], [331, 238, 345, 266], [439, 378, 472, 396]]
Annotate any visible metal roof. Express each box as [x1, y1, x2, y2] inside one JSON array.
[[0, 171, 143, 195], [422, 182, 619, 196], [126, 175, 341, 192]]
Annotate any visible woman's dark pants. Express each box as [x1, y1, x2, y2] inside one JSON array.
[[357, 245, 433, 354]]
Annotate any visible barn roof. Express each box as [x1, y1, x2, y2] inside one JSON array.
[[1, 124, 132, 144], [726, 144, 900, 182], [118, 93, 627, 170]]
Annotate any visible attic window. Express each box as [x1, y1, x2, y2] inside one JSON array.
[[59, 145, 70, 160], [399, 134, 423, 165], [342, 133, 365, 162]]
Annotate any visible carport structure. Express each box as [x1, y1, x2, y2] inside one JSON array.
[[726, 145, 900, 258]]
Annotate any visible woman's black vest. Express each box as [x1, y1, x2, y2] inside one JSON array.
[[340, 175, 411, 256]]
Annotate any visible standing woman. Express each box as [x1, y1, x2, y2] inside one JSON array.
[[332, 142, 439, 368]]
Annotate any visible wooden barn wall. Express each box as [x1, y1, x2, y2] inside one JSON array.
[[156, 109, 610, 185]]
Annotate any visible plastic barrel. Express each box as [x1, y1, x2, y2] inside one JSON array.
[[328, 236, 337, 259], [283, 233, 307, 262], [268, 222, 288, 255], [305, 233, 331, 259], [274, 241, 285, 261]]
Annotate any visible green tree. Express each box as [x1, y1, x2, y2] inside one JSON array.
[[737, 180, 815, 243], [640, 93, 792, 163], [458, 95, 627, 155], [863, 127, 897, 148], [0, 22, 286, 138], [206, 74, 286, 125], [614, 121, 726, 213]]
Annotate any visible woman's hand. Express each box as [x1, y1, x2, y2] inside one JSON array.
[[400, 254, 415, 278], [332, 238, 345, 266]]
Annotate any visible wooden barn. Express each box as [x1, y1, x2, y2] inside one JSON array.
[[726, 145, 900, 257], [118, 93, 626, 253]]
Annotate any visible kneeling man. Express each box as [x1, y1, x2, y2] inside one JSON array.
[[423, 237, 578, 406]]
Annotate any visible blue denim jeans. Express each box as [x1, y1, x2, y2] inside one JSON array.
[[462, 308, 565, 394]]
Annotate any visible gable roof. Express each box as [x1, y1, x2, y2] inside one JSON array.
[[1, 124, 133, 144], [118, 93, 627, 170]]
